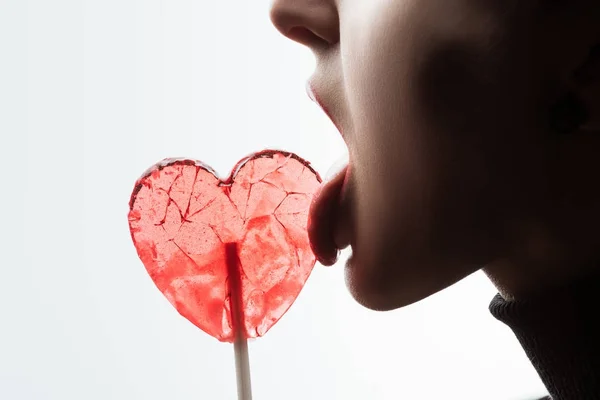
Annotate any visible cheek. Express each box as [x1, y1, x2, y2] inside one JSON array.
[[342, 14, 441, 249], [341, 9, 510, 280], [337, 0, 561, 310]]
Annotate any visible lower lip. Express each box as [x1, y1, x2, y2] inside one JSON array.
[[332, 168, 352, 251], [307, 160, 352, 264]]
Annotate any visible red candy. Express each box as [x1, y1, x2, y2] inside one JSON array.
[[128, 151, 321, 342]]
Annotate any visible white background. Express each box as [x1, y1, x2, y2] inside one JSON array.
[[0, 1, 547, 399]]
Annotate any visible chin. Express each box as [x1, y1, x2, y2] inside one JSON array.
[[343, 255, 415, 312], [344, 251, 476, 312]]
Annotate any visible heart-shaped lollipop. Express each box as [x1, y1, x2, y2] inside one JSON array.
[[128, 150, 321, 342]]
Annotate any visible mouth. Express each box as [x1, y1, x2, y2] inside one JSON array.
[[306, 81, 352, 266]]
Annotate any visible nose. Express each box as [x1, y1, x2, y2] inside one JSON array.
[[269, 0, 339, 48]]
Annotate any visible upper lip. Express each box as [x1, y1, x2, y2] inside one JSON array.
[[306, 81, 317, 103], [306, 80, 341, 133], [306, 81, 323, 111]]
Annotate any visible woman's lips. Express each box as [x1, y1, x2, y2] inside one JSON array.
[[306, 80, 352, 265]]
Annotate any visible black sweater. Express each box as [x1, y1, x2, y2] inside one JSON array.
[[489, 273, 600, 400]]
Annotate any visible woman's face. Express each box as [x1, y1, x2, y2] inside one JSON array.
[[270, 0, 595, 310]]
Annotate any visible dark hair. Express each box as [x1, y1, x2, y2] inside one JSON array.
[[550, 92, 589, 135]]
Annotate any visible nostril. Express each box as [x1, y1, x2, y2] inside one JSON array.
[[286, 26, 329, 47]]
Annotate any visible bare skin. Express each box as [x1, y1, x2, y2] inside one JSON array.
[[270, 0, 600, 310]]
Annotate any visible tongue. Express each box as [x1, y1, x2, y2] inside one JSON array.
[[307, 165, 348, 266]]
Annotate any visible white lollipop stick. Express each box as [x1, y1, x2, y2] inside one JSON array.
[[234, 336, 252, 400], [226, 243, 253, 400]]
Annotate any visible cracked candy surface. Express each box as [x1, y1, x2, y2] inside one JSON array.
[[128, 151, 321, 342]]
